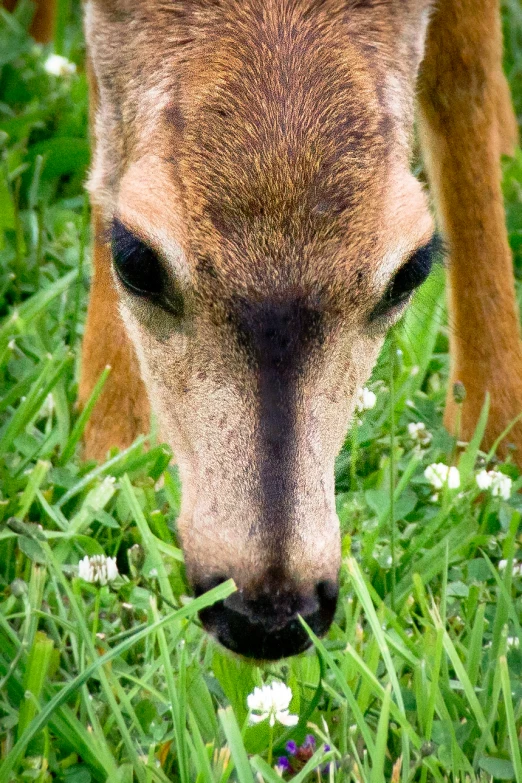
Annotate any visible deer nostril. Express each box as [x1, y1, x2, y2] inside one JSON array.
[[197, 576, 339, 660], [193, 575, 228, 597], [316, 579, 339, 606]]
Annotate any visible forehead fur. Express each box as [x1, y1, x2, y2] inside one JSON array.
[[86, 0, 433, 295], [179, 5, 389, 246]]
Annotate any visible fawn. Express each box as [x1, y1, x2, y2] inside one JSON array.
[[10, 0, 522, 659]]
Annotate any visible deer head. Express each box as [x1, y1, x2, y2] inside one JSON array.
[[85, 0, 435, 659]]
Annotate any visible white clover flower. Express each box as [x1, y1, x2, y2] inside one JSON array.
[[447, 469, 461, 489], [476, 470, 512, 500], [491, 473, 512, 500], [407, 422, 432, 447], [424, 463, 460, 490], [78, 554, 118, 585], [247, 682, 298, 727], [476, 470, 493, 491], [499, 559, 522, 577], [355, 387, 377, 413], [44, 54, 77, 77]]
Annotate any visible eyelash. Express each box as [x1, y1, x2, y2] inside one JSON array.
[[111, 219, 165, 298], [110, 220, 186, 319], [370, 235, 445, 322]]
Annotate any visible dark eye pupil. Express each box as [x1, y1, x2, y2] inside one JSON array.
[[371, 235, 443, 321], [387, 243, 434, 302], [111, 219, 164, 297]]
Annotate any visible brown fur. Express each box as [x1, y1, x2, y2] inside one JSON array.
[[81, 0, 435, 595], [78, 206, 151, 457], [12, 0, 522, 650], [78, 54, 151, 456], [82, 0, 522, 591], [417, 0, 522, 453]]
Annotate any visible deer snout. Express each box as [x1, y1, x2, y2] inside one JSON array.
[[196, 576, 338, 660]]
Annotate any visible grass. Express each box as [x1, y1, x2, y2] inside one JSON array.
[[0, 1, 522, 781]]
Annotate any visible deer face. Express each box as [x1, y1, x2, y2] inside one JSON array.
[[85, 0, 434, 658]]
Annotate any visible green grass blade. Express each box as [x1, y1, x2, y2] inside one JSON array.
[[218, 707, 255, 783], [482, 553, 522, 642], [0, 365, 40, 415], [251, 748, 335, 783], [151, 598, 190, 783], [0, 355, 71, 453], [188, 709, 215, 783], [249, 756, 284, 783], [346, 556, 410, 775], [396, 264, 446, 396], [59, 364, 111, 464], [458, 393, 490, 482], [466, 603, 486, 690], [486, 409, 522, 461], [0, 270, 77, 348], [17, 630, 54, 739], [68, 475, 117, 534], [17, 459, 50, 518], [0, 578, 236, 782], [299, 620, 377, 758], [430, 603, 496, 753], [499, 656, 522, 783], [371, 683, 391, 783], [286, 748, 335, 783], [55, 436, 148, 508], [121, 474, 176, 604], [424, 627, 444, 743]]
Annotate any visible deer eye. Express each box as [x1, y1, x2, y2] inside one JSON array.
[[111, 219, 185, 317], [111, 219, 165, 298], [370, 234, 444, 321]]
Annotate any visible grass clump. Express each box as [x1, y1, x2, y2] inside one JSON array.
[[1, 3, 522, 782]]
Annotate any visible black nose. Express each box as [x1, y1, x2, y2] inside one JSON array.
[[196, 578, 338, 660]]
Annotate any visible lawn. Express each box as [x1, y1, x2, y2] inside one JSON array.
[[1, 2, 522, 782]]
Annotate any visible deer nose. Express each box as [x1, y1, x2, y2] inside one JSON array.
[[196, 578, 338, 660]]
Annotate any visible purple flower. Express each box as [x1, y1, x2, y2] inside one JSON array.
[[286, 740, 298, 755], [320, 746, 337, 775], [277, 757, 292, 771], [304, 734, 316, 749]]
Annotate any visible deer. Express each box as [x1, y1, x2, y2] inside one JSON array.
[[8, 0, 522, 660]]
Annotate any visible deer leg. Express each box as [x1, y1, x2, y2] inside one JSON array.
[[78, 208, 150, 461], [78, 54, 150, 462], [495, 71, 519, 157], [3, 0, 55, 43], [418, 0, 522, 459]]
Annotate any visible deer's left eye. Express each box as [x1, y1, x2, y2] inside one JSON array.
[[370, 234, 444, 321], [111, 219, 165, 298]]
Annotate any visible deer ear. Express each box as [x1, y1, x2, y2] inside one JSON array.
[[349, 0, 433, 66]]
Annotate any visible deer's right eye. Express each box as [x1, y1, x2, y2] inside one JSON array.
[[111, 219, 165, 298], [369, 234, 445, 322]]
